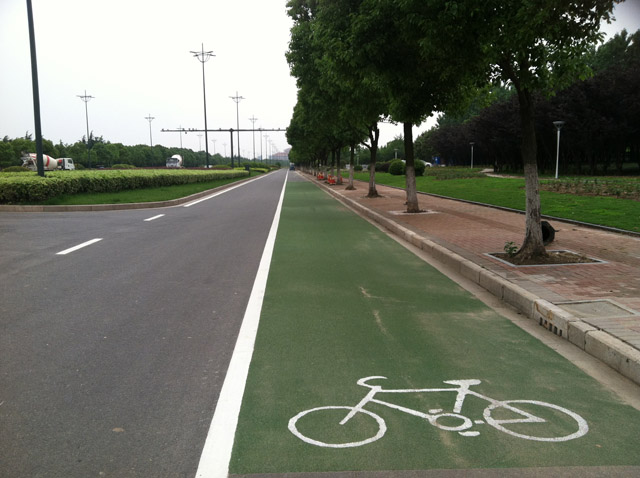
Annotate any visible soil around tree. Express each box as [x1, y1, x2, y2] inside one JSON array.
[[491, 250, 599, 266]]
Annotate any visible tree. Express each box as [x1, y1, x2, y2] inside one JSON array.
[[350, 0, 488, 212], [480, 0, 617, 261]]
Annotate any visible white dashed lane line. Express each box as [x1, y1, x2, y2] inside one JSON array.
[[144, 214, 165, 222], [56, 238, 103, 255]]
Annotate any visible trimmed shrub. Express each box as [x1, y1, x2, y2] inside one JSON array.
[[354, 164, 363, 171], [0, 169, 250, 204], [112, 164, 136, 169], [389, 159, 405, 175], [1, 166, 31, 173], [414, 160, 426, 177], [376, 161, 391, 173]]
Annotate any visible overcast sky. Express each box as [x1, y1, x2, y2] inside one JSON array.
[[1, 1, 639, 157]]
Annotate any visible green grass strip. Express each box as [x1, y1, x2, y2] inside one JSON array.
[[229, 181, 640, 474], [348, 172, 640, 233]]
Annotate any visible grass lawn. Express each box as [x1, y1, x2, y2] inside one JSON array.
[[37, 174, 256, 205], [347, 172, 640, 233]]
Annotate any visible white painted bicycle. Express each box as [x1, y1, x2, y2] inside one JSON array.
[[288, 376, 588, 448]]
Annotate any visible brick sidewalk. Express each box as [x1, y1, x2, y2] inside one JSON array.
[[315, 175, 640, 370]]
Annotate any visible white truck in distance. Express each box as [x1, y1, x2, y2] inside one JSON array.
[[21, 153, 75, 171], [166, 154, 183, 168]]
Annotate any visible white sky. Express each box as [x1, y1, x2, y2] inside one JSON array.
[[1, 0, 639, 155]]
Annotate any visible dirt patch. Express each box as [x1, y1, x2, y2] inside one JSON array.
[[491, 250, 600, 266]]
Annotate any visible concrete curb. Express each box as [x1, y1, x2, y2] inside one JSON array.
[[314, 176, 640, 387]]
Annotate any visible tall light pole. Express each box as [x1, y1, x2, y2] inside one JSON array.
[[249, 115, 258, 160], [469, 142, 475, 169], [145, 114, 154, 147], [197, 134, 203, 151], [211, 139, 217, 155], [553, 121, 565, 179], [191, 44, 215, 168], [26, 0, 44, 177], [77, 90, 95, 169], [230, 91, 245, 163], [264, 134, 269, 163]]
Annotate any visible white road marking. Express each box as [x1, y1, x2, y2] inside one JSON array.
[[195, 171, 288, 478], [144, 214, 165, 222], [182, 174, 268, 208], [56, 238, 103, 255]]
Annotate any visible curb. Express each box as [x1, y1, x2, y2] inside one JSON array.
[[311, 175, 640, 387]]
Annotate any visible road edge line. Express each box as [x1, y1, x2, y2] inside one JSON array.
[[195, 170, 289, 478]]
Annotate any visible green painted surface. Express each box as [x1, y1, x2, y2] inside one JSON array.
[[229, 181, 640, 474]]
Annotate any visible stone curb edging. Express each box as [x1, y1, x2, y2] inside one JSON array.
[[312, 176, 640, 386]]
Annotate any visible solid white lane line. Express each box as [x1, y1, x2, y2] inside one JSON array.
[[144, 214, 165, 222], [195, 171, 288, 478], [182, 174, 268, 208], [56, 238, 103, 255]]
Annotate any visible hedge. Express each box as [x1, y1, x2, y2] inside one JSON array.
[[0, 169, 250, 204]]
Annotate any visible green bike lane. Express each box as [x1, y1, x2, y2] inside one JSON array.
[[228, 179, 640, 475]]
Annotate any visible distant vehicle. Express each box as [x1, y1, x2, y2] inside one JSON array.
[[166, 154, 183, 168], [289, 163, 295, 170], [21, 153, 75, 171]]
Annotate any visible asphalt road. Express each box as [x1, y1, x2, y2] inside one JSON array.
[[0, 169, 288, 477]]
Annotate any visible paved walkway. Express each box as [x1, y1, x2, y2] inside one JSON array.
[[311, 173, 640, 385]]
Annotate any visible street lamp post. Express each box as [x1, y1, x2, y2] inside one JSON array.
[[230, 92, 245, 165], [77, 90, 95, 169], [469, 142, 475, 169], [145, 114, 154, 147], [553, 121, 565, 179], [191, 44, 215, 168], [26, 0, 45, 177], [249, 115, 258, 160]]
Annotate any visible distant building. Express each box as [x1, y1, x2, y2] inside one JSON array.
[[271, 147, 290, 161]]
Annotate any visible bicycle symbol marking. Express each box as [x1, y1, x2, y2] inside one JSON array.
[[288, 376, 588, 448]]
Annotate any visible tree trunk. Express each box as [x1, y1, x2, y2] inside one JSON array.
[[346, 144, 356, 190], [336, 148, 343, 184], [367, 124, 380, 198], [330, 149, 335, 178], [404, 122, 420, 213], [515, 87, 547, 261]]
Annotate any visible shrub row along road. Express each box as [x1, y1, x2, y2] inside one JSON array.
[[0, 170, 287, 477]]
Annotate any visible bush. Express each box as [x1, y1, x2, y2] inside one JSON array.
[[354, 164, 363, 171], [389, 159, 405, 175], [414, 160, 426, 177], [112, 164, 136, 169], [376, 161, 391, 173], [1, 166, 31, 173], [0, 169, 250, 204]]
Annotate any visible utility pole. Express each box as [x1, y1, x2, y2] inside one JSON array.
[[249, 115, 258, 160], [230, 91, 244, 164], [77, 90, 95, 169], [145, 114, 155, 147], [191, 44, 215, 168], [26, 0, 44, 177]]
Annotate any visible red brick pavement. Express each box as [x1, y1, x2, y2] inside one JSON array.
[[328, 178, 640, 350]]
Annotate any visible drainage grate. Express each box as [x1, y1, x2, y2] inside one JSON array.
[[556, 300, 639, 319]]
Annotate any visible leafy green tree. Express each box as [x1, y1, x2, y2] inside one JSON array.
[[350, 0, 487, 212], [0, 142, 16, 168], [480, 0, 616, 261]]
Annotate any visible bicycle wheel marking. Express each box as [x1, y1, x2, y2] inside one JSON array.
[[288, 406, 387, 448], [288, 376, 589, 448]]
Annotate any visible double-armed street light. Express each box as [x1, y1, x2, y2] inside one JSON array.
[[191, 44, 215, 168], [230, 92, 245, 165], [553, 121, 565, 179], [78, 90, 95, 169], [145, 114, 155, 148], [249, 115, 258, 160]]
